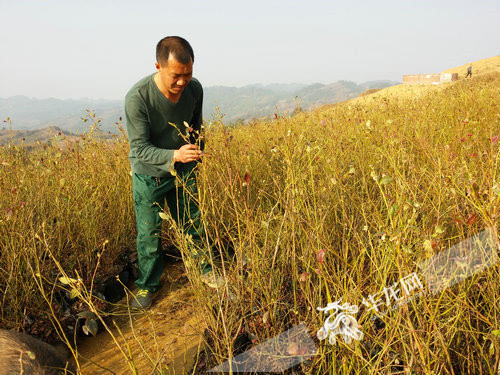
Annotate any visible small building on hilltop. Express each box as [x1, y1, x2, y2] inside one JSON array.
[[403, 73, 458, 84]]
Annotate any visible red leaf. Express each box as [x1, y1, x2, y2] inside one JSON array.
[[316, 249, 326, 264], [244, 172, 250, 184], [299, 272, 309, 282], [466, 213, 477, 226]]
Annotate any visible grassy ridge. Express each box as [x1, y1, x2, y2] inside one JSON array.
[[0, 72, 499, 373], [187, 72, 499, 373], [0, 115, 134, 332]]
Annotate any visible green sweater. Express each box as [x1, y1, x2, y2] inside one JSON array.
[[125, 73, 203, 177]]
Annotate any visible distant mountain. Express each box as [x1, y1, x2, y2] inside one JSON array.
[[0, 126, 77, 146], [204, 79, 398, 122], [0, 80, 399, 133], [0, 96, 123, 133]]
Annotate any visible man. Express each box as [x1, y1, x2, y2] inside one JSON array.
[[125, 36, 216, 309], [465, 64, 472, 78]]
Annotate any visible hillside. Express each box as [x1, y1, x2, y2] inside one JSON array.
[[1, 55, 498, 374], [442, 55, 500, 76], [0, 79, 398, 134], [74, 55, 499, 373], [3, 56, 497, 134], [203, 80, 398, 122], [0, 126, 77, 145], [0, 96, 122, 133], [347, 55, 500, 105]]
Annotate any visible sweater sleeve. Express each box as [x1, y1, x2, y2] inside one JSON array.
[[125, 93, 175, 172]]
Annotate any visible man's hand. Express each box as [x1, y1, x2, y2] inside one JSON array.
[[173, 144, 203, 163]]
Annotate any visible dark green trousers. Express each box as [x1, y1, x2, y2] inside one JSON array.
[[132, 166, 209, 292]]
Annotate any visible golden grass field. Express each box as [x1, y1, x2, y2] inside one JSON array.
[[0, 57, 499, 374]]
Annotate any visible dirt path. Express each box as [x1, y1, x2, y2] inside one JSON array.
[[75, 261, 206, 374]]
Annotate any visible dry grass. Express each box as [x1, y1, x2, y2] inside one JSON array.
[[0, 64, 499, 374], [183, 71, 500, 374], [0, 113, 134, 331], [442, 55, 500, 76]]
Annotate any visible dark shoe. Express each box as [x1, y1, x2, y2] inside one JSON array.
[[131, 289, 154, 309]]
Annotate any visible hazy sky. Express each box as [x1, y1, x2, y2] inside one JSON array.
[[1, 0, 498, 100]]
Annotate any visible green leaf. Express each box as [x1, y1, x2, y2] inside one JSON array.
[[84, 319, 98, 336], [77, 311, 98, 320], [389, 204, 398, 218], [492, 329, 500, 337], [492, 184, 500, 196], [69, 288, 80, 299], [380, 175, 393, 185], [26, 351, 36, 360], [159, 212, 169, 220], [59, 276, 78, 285], [423, 239, 433, 257], [435, 225, 445, 234]]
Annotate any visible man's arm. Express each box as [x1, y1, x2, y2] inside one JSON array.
[[125, 94, 176, 172]]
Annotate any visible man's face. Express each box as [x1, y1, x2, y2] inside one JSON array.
[[155, 54, 193, 98]]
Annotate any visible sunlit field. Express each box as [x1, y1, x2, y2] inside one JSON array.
[[1, 72, 499, 374]]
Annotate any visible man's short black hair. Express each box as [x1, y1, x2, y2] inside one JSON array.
[[156, 36, 194, 66]]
